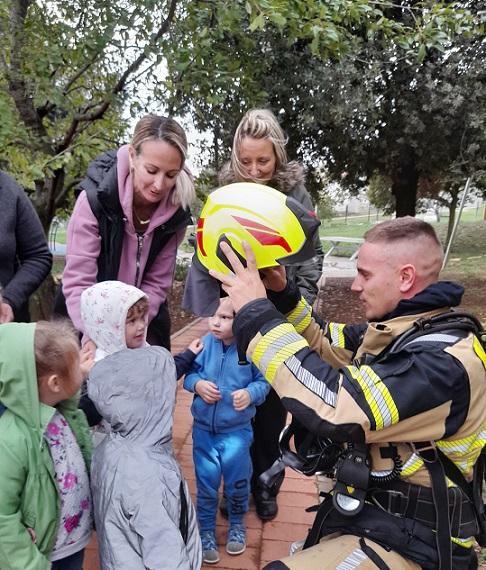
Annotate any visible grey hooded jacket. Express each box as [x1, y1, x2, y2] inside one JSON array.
[[88, 347, 202, 570]]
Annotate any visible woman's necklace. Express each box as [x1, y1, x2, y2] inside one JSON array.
[[133, 204, 156, 226]]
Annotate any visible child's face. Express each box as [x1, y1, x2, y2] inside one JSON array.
[[208, 298, 235, 345], [125, 304, 148, 349], [38, 352, 84, 406], [64, 353, 84, 399]]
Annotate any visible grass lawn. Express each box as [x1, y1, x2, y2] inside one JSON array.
[[318, 218, 486, 280]]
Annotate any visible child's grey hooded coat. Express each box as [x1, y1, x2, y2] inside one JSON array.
[[88, 346, 202, 570]]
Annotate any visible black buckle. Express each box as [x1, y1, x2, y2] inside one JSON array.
[[370, 489, 405, 518]]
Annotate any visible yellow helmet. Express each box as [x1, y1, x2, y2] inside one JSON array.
[[195, 182, 320, 275]]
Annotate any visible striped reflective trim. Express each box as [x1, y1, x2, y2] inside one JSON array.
[[286, 354, 337, 407], [473, 336, 486, 369], [437, 429, 486, 473], [335, 547, 367, 569], [400, 453, 423, 478], [451, 535, 474, 548], [253, 323, 308, 384], [348, 365, 399, 430], [406, 333, 459, 345], [329, 322, 346, 348], [287, 297, 312, 333], [371, 467, 395, 479]]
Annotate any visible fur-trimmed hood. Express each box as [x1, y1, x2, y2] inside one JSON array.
[[218, 160, 305, 194]]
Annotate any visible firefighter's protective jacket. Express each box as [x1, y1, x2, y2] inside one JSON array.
[[233, 280, 486, 552]]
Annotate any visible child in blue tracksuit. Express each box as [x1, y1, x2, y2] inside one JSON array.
[[184, 297, 270, 564]]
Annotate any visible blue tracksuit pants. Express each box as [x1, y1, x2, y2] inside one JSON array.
[[193, 424, 253, 530]]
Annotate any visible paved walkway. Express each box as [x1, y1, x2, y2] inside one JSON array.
[[84, 318, 320, 570]]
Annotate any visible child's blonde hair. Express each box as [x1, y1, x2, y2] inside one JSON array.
[[219, 296, 235, 316], [34, 320, 80, 387]]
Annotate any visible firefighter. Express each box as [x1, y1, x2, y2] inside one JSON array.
[[209, 216, 486, 570]]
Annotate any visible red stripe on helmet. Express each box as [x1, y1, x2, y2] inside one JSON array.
[[197, 217, 206, 257], [232, 215, 292, 252]]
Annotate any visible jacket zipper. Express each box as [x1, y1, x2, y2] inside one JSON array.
[[135, 233, 143, 286], [211, 344, 229, 433]]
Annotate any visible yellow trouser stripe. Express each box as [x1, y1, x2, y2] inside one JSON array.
[[348, 365, 399, 430], [253, 322, 308, 384], [287, 297, 312, 334]]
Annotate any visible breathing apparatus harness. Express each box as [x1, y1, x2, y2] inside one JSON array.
[[260, 311, 486, 570]]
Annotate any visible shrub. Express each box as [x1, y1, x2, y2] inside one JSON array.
[[174, 257, 191, 282]]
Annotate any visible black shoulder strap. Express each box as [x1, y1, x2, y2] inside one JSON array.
[[473, 448, 486, 546], [414, 443, 452, 570], [390, 311, 486, 357], [364, 311, 486, 367], [437, 446, 486, 546]]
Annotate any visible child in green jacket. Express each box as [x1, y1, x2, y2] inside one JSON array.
[[0, 320, 93, 570]]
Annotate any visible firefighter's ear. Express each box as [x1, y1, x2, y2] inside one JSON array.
[[399, 264, 416, 293]]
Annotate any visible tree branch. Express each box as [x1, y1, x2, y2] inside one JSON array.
[[60, 0, 179, 150], [7, 0, 49, 144]]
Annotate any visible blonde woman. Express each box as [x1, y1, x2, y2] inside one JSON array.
[[218, 109, 324, 520], [57, 115, 195, 350]]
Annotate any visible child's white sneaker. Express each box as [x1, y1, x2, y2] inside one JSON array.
[[200, 529, 219, 564], [226, 523, 246, 555]]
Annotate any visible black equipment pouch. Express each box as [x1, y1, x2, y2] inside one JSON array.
[[473, 448, 486, 546], [332, 443, 370, 516], [305, 497, 439, 569]]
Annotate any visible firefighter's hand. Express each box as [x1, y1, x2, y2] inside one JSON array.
[[209, 241, 267, 312], [195, 380, 222, 404]]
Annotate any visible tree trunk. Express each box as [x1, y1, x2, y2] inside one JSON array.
[[391, 163, 419, 217], [446, 192, 459, 245], [29, 274, 57, 321]]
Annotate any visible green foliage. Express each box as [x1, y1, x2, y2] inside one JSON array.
[[162, 1, 486, 220], [2, 0, 485, 226], [367, 174, 395, 215], [174, 257, 191, 282], [163, 1, 485, 174], [0, 0, 182, 230]]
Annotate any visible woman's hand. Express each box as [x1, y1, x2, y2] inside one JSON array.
[[209, 241, 267, 313], [261, 265, 287, 292], [0, 302, 14, 324]]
